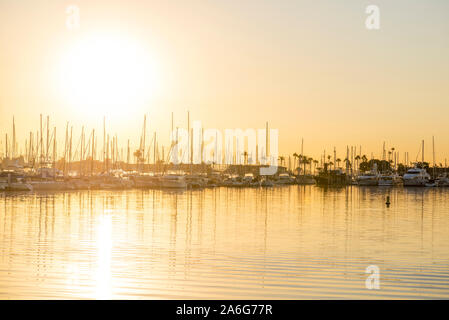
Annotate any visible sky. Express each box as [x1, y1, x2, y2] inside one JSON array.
[[0, 0, 448, 163]]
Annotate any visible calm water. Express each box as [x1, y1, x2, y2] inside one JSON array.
[[1, 186, 449, 299]]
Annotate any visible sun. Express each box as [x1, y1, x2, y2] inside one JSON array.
[[57, 33, 159, 117]]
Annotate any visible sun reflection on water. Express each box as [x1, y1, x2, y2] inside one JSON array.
[[95, 214, 113, 299]]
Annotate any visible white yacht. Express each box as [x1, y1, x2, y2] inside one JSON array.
[[436, 174, 449, 187], [296, 174, 316, 185], [160, 174, 187, 189], [242, 173, 258, 187], [30, 180, 72, 191], [378, 174, 401, 186], [276, 173, 295, 185], [357, 172, 379, 186], [403, 168, 430, 186], [185, 174, 207, 189], [260, 177, 274, 187], [0, 172, 33, 192]]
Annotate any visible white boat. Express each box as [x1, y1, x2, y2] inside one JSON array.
[[378, 174, 401, 186], [30, 180, 72, 191], [276, 173, 295, 185], [436, 174, 449, 187], [403, 168, 430, 186], [296, 174, 316, 185], [357, 172, 379, 186], [185, 174, 207, 189], [160, 174, 187, 189], [131, 174, 159, 188], [0, 172, 33, 191], [242, 173, 254, 183], [261, 177, 274, 187], [5, 182, 33, 192]]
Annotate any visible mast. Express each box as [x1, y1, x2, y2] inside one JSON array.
[[127, 139, 130, 171], [53, 127, 56, 178], [432, 136, 435, 177], [106, 134, 109, 174], [103, 116, 106, 172], [29, 131, 33, 165], [153, 132, 156, 167], [80, 126, 84, 177], [12, 116, 16, 158], [69, 127, 73, 175], [46, 115, 50, 163], [187, 111, 191, 166], [422, 139, 424, 167], [143, 115, 146, 168], [91, 129, 95, 176], [5, 134, 8, 159], [266, 122, 269, 164], [40, 114, 43, 166]]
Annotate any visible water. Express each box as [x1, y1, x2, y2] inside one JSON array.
[[1, 186, 449, 299]]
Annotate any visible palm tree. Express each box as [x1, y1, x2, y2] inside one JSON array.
[[336, 158, 341, 168], [362, 154, 368, 163], [278, 156, 285, 167], [293, 153, 299, 173], [313, 159, 319, 174], [355, 155, 361, 173]]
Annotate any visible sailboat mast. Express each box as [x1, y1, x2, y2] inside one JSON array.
[[46, 115, 50, 163], [422, 139, 424, 166], [12, 116, 16, 158], [266, 122, 269, 164], [53, 127, 56, 178], [91, 129, 95, 176], [432, 136, 435, 177], [103, 116, 106, 172]]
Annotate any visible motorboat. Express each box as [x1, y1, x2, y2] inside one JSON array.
[[185, 174, 207, 189], [260, 177, 274, 187], [29, 180, 73, 191], [357, 172, 379, 186], [403, 168, 430, 186], [378, 173, 401, 186], [0, 171, 33, 191], [160, 174, 187, 189], [242, 173, 255, 186], [276, 173, 295, 185], [296, 174, 316, 185], [436, 174, 449, 187]]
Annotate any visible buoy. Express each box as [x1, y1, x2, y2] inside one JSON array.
[[386, 195, 390, 207]]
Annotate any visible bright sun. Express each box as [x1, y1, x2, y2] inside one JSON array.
[[57, 33, 159, 117]]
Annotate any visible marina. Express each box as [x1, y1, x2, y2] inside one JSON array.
[[2, 116, 448, 193]]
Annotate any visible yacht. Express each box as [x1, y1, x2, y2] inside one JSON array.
[[296, 174, 316, 185], [260, 177, 274, 187], [403, 168, 430, 186], [276, 173, 295, 185], [160, 174, 187, 189], [378, 173, 401, 186], [436, 174, 449, 187], [242, 173, 255, 186], [0, 171, 33, 192], [357, 172, 379, 186], [185, 174, 207, 189], [131, 174, 159, 188]]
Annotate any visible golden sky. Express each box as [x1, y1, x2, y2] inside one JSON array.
[[1, 0, 448, 162]]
